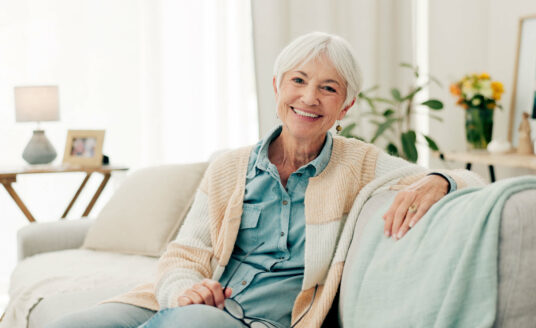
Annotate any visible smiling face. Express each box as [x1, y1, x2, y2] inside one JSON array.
[[274, 54, 354, 145]]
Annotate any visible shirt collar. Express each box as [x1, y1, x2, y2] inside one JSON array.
[[254, 125, 333, 177]]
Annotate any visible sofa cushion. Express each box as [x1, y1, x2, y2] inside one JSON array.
[[82, 162, 208, 256]]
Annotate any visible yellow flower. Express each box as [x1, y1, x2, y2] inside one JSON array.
[[450, 83, 461, 96], [479, 72, 490, 80], [487, 103, 496, 109], [491, 81, 504, 92], [493, 92, 502, 101]]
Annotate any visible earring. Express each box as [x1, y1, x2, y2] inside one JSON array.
[[336, 121, 342, 134]]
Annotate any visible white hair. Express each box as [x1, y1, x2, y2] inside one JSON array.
[[273, 32, 363, 108]]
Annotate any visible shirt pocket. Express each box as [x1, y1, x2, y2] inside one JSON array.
[[236, 204, 262, 249]]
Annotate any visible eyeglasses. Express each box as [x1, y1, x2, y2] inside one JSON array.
[[222, 242, 317, 328]]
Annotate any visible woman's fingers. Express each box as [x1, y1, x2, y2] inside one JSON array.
[[201, 279, 226, 309], [224, 287, 233, 299], [383, 196, 402, 237], [178, 295, 193, 306], [180, 289, 204, 305], [384, 175, 449, 241], [397, 201, 429, 239], [391, 196, 415, 239], [383, 191, 415, 239], [177, 279, 227, 308], [192, 283, 216, 306]]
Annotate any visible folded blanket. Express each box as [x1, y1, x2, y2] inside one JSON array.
[[342, 176, 536, 328]]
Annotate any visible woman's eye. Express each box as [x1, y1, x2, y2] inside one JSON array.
[[292, 77, 304, 84], [323, 86, 336, 93]]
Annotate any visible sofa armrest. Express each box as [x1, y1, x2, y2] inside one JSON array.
[[17, 218, 94, 261]]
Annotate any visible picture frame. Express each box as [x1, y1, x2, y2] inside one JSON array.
[[509, 15, 536, 146], [62, 130, 105, 167]]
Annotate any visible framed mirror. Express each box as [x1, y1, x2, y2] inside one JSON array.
[[509, 15, 536, 147]]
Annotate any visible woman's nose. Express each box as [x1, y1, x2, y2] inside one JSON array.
[[301, 85, 319, 106]]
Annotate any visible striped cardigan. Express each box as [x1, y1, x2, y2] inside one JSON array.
[[108, 136, 478, 327]]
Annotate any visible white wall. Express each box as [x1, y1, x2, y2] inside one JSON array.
[[0, 0, 144, 300], [0, 1, 259, 309], [0, 0, 145, 168], [428, 0, 536, 179]]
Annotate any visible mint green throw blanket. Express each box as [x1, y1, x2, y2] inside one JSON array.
[[343, 176, 536, 328]]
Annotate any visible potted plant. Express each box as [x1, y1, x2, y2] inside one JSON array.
[[340, 64, 444, 163], [449, 73, 504, 150]]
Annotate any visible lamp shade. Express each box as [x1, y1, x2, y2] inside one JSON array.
[[14, 86, 59, 122]]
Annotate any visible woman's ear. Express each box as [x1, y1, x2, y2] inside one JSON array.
[[272, 76, 278, 96], [338, 98, 356, 120]]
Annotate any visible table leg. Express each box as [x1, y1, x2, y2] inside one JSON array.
[[61, 172, 92, 219], [488, 165, 496, 183], [1, 182, 36, 222], [82, 173, 111, 217]]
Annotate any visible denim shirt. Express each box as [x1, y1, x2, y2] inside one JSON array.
[[218, 126, 333, 327]]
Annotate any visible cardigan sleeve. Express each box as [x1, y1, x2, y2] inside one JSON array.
[[154, 189, 215, 309], [374, 151, 486, 190]]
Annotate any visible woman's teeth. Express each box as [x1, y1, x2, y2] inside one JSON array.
[[292, 107, 319, 118]]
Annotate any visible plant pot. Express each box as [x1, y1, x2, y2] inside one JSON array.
[[465, 107, 494, 150]]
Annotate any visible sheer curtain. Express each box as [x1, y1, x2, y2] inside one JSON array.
[[141, 0, 259, 165], [0, 0, 258, 311]]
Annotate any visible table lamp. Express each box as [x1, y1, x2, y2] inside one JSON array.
[[14, 86, 59, 165]]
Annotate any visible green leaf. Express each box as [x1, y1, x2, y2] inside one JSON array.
[[359, 94, 377, 113], [386, 143, 399, 157], [429, 113, 443, 122], [429, 76, 443, 87], [421, 99, 443, 110], [372, 97, 396, 105], [401, 130, 418, 163], [339, 123, 356, 137], [402, 86, 423, 101], [423, 134, 440, 151], [391, 88, 402, 101], [371, 118, 399, 143], [383, 109, 395, 117], [400, 62, 414, 69]]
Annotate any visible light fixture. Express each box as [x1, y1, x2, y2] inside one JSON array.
[[14, 85, 60, 165]]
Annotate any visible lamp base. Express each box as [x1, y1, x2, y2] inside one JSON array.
[[22, 130, 57, 165]]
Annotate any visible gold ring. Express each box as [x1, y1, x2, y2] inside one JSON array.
[[408, 204, 418, 213]]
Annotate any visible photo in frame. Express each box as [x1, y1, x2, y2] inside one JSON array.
[[509, 15, 536, 147], [62, 130, 105, 166]]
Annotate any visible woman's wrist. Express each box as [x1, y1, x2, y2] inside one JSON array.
[[427, 172, 457, 194]]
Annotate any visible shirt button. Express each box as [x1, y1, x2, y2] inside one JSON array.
[[241, 280, 247, 286], [280, 256, 285, 260], [280, 232, 285, 236], [297, 173, 302, 177], [282, 200, 288, 205]]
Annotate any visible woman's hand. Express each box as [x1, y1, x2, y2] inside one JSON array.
[[383, 175, 449, 240], [177, 279, 233, 309]]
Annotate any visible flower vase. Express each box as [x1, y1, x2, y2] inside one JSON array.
[[465, 107, 494, 150]]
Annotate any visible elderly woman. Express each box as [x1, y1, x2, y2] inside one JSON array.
[[47, 32, 478, 328]]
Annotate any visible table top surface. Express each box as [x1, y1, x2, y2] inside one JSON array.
[[0, 164, 128, 178], [440, 150, 536, 170]]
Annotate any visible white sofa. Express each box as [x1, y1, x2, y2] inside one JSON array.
[[3, 163, 536, 327]]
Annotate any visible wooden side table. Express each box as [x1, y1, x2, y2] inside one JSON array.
[[0, 165, 128, 222], [439, 151, 536, 182]]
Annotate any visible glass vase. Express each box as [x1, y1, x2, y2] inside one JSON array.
[[465, 107, 494, 150]]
